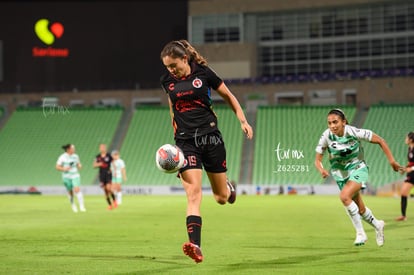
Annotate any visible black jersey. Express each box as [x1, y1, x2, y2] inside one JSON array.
[[160, 62, 223, 139], [95, 153, 113, 173], [406, 146, 414, 184], [408, 146, 414, 167]]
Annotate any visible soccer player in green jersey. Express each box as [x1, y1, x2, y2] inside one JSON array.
[[314, 109, 401, 246], [56, 144, 86, 213], [111, 150, 127, 205]]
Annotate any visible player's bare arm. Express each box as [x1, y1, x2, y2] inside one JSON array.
[[215, 82, 253, 139], [370, 133, 401, 171], [314, 153, 329, 178]]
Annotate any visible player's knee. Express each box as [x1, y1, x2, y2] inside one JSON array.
[[339, 193, 351, 205]]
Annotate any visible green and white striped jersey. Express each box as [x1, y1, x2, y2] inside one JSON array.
[[111, 159, 125, 179], [56, 153, 81, 179], [315, 125, 373, 171]]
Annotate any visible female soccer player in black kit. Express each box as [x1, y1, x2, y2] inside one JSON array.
[[93, 143, 117, 210], [160, 40, 253, 263], [396, 132, 414, 221]]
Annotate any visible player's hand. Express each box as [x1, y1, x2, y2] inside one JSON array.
[[320, 169, 330, 178], [398, 166, 412, 174], [390, 161, 402, 172], [241, 121, 253, 139]]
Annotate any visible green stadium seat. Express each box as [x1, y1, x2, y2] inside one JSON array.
[[2, 103, 408, 189]]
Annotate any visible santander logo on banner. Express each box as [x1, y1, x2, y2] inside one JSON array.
[[32, 18, 69, 58]]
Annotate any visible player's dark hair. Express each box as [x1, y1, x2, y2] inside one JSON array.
[[160, 39, 208, 66], [62, 144, 72, 151], [408, 131, 414, 142], [328, 108, 347, 124]]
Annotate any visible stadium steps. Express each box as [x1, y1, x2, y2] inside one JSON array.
[[216, 106, 245, 185], [239, 110, 256, 185], [120, 107, 180, 185], [109, 106, 134, 152], [88, 106, 134, 185], [351, 107, 369, 128], [0, 105, 10, 130]]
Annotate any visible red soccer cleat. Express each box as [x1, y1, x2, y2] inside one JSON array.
[[395, 216, 407, 221], [182, 242, 203, 263]]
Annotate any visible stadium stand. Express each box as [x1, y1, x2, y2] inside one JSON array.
[[121, 106, 244, 186], [1, 103, 409, 189], [361, 104, 414, 187], [0, 107, 123, 186], [252, 105, 356, 185]]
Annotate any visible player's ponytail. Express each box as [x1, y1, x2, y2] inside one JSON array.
[[160, 39, 208, 66], [179, 40, 208, 66], [62, 144, 71, 151]]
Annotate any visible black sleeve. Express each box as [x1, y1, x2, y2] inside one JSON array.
[[160, 73, 170, 94], [204, 66, 223, 90]]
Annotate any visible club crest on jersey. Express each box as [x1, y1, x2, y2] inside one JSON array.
[[192, 78, 202, 88]]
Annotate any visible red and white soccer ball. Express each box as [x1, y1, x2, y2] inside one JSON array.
[[155, 144, 185, 173]]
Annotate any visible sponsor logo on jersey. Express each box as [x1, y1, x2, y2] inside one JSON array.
[[168, 83, 175, 91]]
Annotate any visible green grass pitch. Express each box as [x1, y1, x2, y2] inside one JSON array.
[[1, 194, 414, 274]]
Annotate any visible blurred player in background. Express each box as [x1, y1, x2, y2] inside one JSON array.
[[111, 150, 127, 205], [395, 131, 414, 221], [314, 109, 401, 247], [93, 143, 117, 210], [56, 144, 86, 213], [160, 39, 253, 263]]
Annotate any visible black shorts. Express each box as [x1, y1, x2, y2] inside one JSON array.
[[99, 170, 112, 184], [176, 130, 227, 173], [406, 171, 414, 184]]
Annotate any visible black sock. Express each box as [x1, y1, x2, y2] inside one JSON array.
[[106, 197, 112, 205], [111, 193, 116, 202], [401, 196, 408, 216], [186, 215, 202, 247]]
